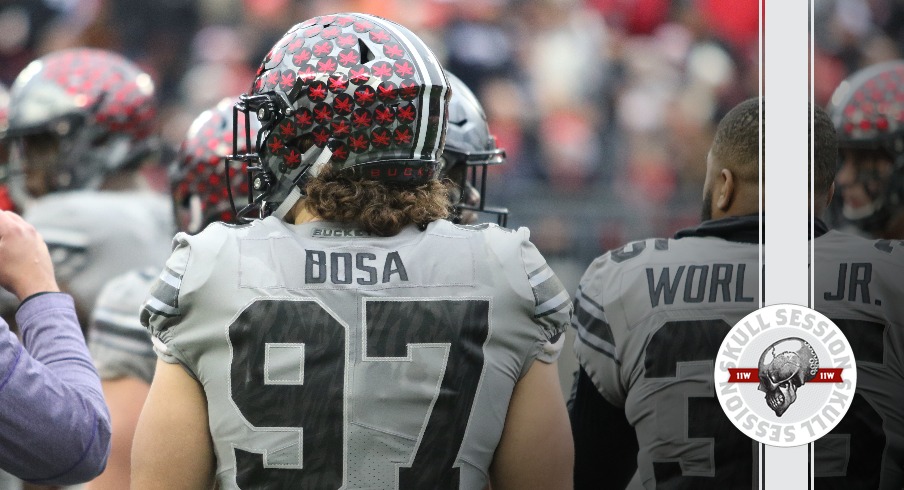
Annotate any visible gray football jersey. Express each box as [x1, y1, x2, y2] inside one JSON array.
[[24, 190, 174, 318], [142, 217, 569, 490], [574, 225, 904, 489], [88, 266, 159, 383], [574, 234, 761, 489], [811, 230, 904, 489]]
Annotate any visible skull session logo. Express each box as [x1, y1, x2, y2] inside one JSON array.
[[714, 305, 857, 447]]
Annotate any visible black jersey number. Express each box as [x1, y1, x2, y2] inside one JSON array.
[[645, 319, 756, 489], [814, 319, 886, 489], [227, 298, 489, 489]]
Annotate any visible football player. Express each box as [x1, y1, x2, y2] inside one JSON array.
[[132, 13, 573, 489], [569, 97, 904, 489], [91, 71, 510, 490], [84, 96, 259, 489], [0, 48, 174, 327], [827, 61, 904, 239]]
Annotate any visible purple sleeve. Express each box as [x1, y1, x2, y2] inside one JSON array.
[[0, 293, 111, 484]]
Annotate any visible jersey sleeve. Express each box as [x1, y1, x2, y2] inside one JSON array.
[[486, 226, 571, 367], [0, 293, 111, 484], [141, 225, 232, 371], [140, 233, 191, 366], [88, 267, 159, 384], [572, 251, 628, 407], [520, 236, 570, 363]]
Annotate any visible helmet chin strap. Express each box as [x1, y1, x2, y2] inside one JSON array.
[[271, 146, 333, 221]]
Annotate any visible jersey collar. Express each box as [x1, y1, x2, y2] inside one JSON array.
[[673, 214, 830, 244]]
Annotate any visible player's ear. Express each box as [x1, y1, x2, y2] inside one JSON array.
[[716, 168, 735, 211]]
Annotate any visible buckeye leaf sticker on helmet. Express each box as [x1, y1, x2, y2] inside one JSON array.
[[234, 13, 450, 220]]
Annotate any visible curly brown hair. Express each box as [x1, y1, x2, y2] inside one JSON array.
[[302, 168, 453, 236]]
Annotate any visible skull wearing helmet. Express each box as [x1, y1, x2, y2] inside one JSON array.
[[757, 338, 819, 417]]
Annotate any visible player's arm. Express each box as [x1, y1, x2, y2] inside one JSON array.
[[489, 358, 574, 490], [87, 270, 158, 490], [131, 359, 215, 489], [569, 366, 638, 489], [87, 377, 150, 490]]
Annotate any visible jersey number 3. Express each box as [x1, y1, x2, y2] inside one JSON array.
[[228, 298, 489, 489]]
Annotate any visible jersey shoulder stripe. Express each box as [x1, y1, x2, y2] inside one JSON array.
[[144, 266, 183, 317], [572, 285, 618, 363], [529, 264, 570, 319]]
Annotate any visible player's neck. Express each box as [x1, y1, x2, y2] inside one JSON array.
[[291, 200, 322, 225]]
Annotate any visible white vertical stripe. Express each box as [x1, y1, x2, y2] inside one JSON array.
[[758, 0, 765, 315], [378, 19, 446, 160], [766, 0, 808, 306], [764, 0, 811, 487], [758, 2, 765, 487], [810, 2, 817, 314]]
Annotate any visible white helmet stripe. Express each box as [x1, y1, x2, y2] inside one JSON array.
[[378, 18, 448, 162]]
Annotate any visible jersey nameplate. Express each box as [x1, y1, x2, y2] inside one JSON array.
[[304, 249, 408, 285], [240, 236, 413, 289], [646, 263, 756, 307]]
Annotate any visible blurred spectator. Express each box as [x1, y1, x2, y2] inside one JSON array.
[[814, 0, 903, 106], [443, 0, 519, 91]]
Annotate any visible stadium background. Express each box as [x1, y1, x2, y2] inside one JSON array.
[[0, 0, 900, 395]]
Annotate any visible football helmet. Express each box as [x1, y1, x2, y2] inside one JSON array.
[[827, 61, 904, 232], [441, 72, 508, 226], [170, 97, 259, 234], [2, 48, 158, 203], [232, 12, 450, 220]]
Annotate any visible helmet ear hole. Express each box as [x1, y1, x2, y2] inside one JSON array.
[[358, 39, 376, 63]]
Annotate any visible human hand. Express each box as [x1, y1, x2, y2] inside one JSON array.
[[0, 211, 59, 301]]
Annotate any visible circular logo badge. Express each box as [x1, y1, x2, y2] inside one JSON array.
[[714, 304, 857, 447]]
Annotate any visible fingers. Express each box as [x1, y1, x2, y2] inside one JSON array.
[[0, 210, 27, 227], [0, 211, 38, 241], [0, 211, 58, 300]]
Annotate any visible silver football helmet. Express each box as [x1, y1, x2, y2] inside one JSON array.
[[1, 48, 159, 206], [441, 72, 508, 226], [231, 13, 451, 221]]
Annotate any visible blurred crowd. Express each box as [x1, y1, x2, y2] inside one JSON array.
[[0, 0, 900, 290]]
